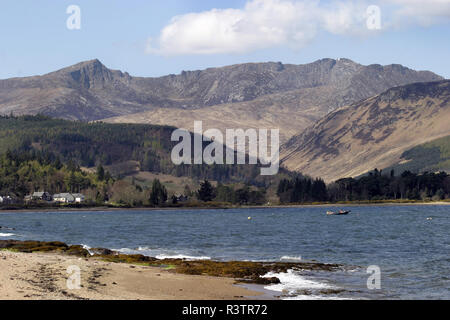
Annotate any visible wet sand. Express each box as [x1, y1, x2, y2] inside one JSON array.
[[0, 250, 263, 300]]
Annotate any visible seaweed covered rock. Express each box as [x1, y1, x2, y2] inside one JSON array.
[[250, 277, 281, 285], [156, 260, 341, 285], [0, 240, 90, 256], [96, 253, 159, 264], [0, 240, 343, 285]]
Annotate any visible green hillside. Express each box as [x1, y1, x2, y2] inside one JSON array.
[[0, 115, 285, 187], [0, 150, 110, 200], [384, 135, 450, 175]]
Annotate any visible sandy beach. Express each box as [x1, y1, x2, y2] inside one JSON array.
[[0, 250, 263, 300]]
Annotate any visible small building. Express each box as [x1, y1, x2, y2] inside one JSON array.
[[53, 193, 85, 204], [53, 193, 75, 203], [32, 192, 52, 202], [72, 193, 85, 203]]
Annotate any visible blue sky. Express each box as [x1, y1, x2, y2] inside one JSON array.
[[0, 0, 449, 79]]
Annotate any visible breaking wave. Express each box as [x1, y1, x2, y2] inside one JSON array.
[[114, 246, 211, 261], [280, 256, 302, 262], [0, 233, 15, 237], [262, 269, 351, 300]]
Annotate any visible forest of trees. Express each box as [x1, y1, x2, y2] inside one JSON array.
[[277, 176, 328, 203], [278, 169, 450, 204], [0, 115, 449, 207], [0, 148, 268, 207], [329, 169, 450, 202], [0, 149, 112, 202], [195, 180, 267, 205], [0, 115, 280, 187], [1, 149, 449, 207]]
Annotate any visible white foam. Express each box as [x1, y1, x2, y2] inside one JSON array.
[[0, 233, 15, 237], [155, 254, 211, 260], [263, 269, 339, 300], [81, 244, 94, 256], [280, 256, 302, 262], [114, 247, 211, 261], [115, 247, 138, 254], [264, 270, 333, 291]]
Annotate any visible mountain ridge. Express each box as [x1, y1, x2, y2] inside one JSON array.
[[281, 80, 450, 182], [0, 58, 443, 143]]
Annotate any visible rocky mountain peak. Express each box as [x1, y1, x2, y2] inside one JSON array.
[[52, 59, 114, 89], [0, 58, 444, 127]]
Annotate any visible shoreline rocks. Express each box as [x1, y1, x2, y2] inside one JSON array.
[[0, 240, 342, 285]]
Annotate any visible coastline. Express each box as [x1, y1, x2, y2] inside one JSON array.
[[0, 200, 449, 214], [0, 240, 344, 300], [2, 200, 447, 300], [0, 250, 265, 300]]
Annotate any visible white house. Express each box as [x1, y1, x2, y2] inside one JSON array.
[[32, 192, 52, 202], [72, 193, 85, 203], [53, 193, 75, 203], [53, 193, 85, 203]]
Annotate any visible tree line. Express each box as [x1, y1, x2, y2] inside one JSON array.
[[1, 116, 448, 206], [199, 180, 267, 205], [277, 169, 450, 204]]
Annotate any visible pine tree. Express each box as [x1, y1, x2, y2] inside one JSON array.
[[96, 165, 105, 181], [149, 179, 168, 206], [197, 180, 216, 202]]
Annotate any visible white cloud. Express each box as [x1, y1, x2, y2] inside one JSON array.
[[146, 0, 450, 56]]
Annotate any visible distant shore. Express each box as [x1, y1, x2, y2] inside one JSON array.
[[0, 200, 449, 214]]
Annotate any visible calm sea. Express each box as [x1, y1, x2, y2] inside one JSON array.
[[1, 205, 449, 300]]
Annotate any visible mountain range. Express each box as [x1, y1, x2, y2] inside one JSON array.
[[0, 58, 442, 143], [0, 58, 448, 182]]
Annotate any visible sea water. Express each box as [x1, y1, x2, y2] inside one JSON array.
[[1, 205, 448, 299]]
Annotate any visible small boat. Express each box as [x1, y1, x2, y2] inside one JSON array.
[[327, 210, 351, 216]]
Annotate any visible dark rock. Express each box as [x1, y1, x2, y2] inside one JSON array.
[[90, 248, 114, 255], [250, 277, 281, 285]]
